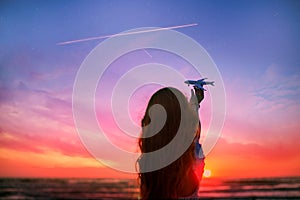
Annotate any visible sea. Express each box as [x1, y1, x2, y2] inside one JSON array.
[[0, 177, 299, 199]]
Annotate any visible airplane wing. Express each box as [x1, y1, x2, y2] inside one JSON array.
[[197, 78, 207, 82]]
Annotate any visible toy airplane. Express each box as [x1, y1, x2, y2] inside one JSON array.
[[184, 78, 215, 91]]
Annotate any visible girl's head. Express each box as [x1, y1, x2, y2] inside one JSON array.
[[138, 87, 200, 199]]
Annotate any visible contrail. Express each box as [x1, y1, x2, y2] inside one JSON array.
[[143, 49, 152, 58], [56, 23, 198, 45]]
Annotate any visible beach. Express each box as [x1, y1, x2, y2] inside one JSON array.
[[0, 177, 299, 199]]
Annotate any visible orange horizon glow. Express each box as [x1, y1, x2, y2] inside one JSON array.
[[1, 135, 299, 179]]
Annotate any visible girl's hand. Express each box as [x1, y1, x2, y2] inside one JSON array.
[[193, 86, 204, 104], [189, 87, 204, 112]]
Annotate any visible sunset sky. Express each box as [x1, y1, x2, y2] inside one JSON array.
[[1, 0, 299, 178]]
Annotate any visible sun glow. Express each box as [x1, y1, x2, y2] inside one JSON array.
[[203, 169, 212, 178]]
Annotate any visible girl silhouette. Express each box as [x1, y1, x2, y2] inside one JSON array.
[[137, 87, 205, 199]]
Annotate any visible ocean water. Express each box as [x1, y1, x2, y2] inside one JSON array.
[[198, 177, 300, 199], [0, 177, 299, 199]]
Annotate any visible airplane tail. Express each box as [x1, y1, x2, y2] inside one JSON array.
[[205, 81, 215, 86]]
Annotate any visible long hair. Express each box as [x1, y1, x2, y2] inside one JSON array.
[[138, 87, 200, 199]]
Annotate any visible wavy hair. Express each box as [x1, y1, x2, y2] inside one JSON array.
[[137, 87, 200, 199]]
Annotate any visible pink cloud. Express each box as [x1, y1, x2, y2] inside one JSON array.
[[220, 63, 300, 144], [211, 137, 300, 161], [0, 82, 91, 158]]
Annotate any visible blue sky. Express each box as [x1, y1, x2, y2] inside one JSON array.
[[1, 0, 299, 86]]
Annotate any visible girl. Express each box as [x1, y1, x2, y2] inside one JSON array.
[[138, 87, 205, 199]]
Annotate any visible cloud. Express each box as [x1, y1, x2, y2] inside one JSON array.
[[0, 81, 89, 157], [221, 63, 300, 144], [253, 64, 300, 106], [0, 147, 105, 168], [211, 137, 300, 161]]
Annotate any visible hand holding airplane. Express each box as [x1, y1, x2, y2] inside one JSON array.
[[184, 78, 215, 91]]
